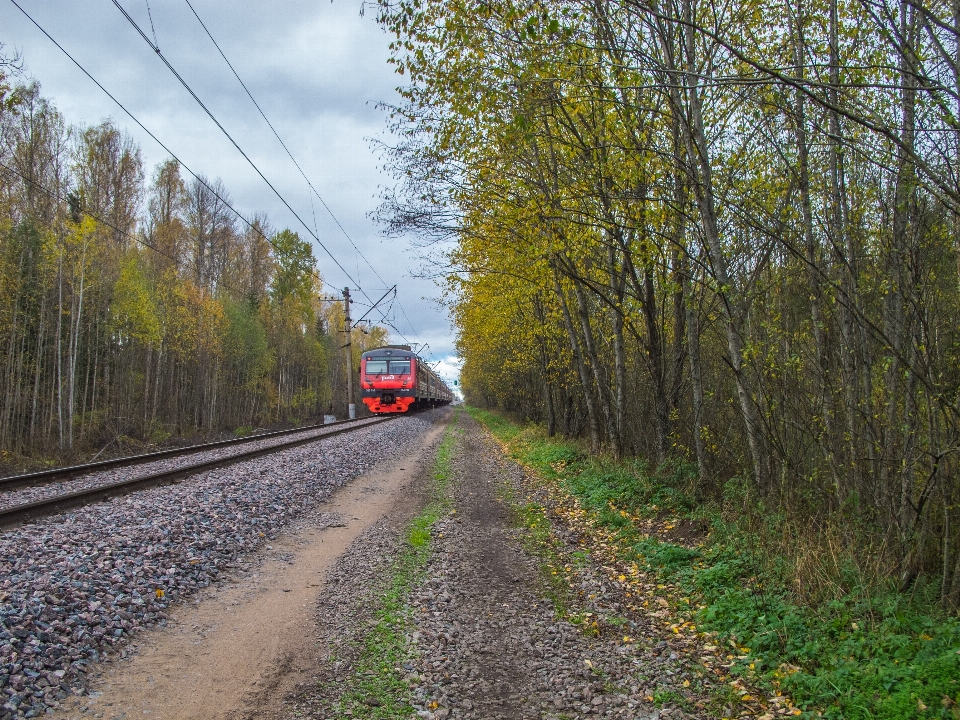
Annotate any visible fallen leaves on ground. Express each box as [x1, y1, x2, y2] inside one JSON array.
[[493, 434, 806, 719]]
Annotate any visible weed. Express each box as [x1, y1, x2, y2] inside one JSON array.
[[511, 500, 577, 616], [653, 688, 689, 709]]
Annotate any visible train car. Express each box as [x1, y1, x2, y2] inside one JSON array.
[[360, 345, 454, 414]]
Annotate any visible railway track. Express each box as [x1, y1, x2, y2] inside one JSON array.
[[0, 415, 395, 529]]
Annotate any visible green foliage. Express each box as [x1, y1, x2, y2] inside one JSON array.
[[145, 422, 171, 444], [221, 299, 274, 412], [464, 406, 524, 441], [652, 689, 690, 710], [270, 229, 316, 314], [334, 531, 425, 719], [0, 75, 380, 456], [472, 408, 960, 720], [0, 220, 47, 338]]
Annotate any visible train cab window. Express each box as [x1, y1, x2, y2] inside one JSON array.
[[365, 359, 389, 374], [389, 360, 411, 375]]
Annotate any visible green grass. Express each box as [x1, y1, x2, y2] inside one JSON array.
[[332, 411, 459, 718], [653, 688, 693, 710], [510, 497, 579, 617], [467, 406, 960, 720]]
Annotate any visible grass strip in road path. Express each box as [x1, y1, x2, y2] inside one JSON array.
[[468, 407, 960, 720], [332, 413, 458, 719]]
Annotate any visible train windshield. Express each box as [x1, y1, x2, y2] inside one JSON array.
[[389, 360, 411, 375], [365, 359, 389, 374]]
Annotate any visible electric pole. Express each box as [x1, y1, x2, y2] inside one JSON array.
[[343, 287, 356, 419]]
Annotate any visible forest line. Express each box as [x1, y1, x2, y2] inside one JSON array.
[[0, 71, 385, 464], [373, 0, 960, 611]]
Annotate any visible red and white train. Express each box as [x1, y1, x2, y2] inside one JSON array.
[[360, 346, 454, 414]]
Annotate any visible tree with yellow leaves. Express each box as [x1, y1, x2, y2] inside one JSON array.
[[376, 0, 960, 608]]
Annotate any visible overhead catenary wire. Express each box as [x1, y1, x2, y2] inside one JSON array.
[[352, 286, 396, 328], [108, 0, 369, 301], [182, 0, 389, 290], [8, 0, 430, 357], [318, 284, 414, 348], [6, 0, 284, 262], [181, 0, 428, 350], [143, 0, 158, 49]]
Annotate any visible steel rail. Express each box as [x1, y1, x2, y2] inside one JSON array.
[[0, 417, 377, 492], [0, 416, 396, 529]]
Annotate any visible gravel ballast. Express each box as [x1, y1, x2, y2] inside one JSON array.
[[0, 417, 387, 512], [0, 413, 436, 720]]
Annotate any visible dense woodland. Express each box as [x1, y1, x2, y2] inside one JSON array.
[[0, 65, 380, 462], [376, 0, 960, 610]]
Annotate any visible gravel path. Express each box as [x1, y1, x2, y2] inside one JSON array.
[[405, 419, 692, 720], [285, 412, 712, 720], [0, 417, 387, 511], [0, 413, 437, 720]]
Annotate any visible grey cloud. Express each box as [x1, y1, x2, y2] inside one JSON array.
[[0, 0, 455, 362]]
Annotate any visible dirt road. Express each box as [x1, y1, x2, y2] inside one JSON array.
[[288, 411, 707, 719], [53, 409, 708, 720], [51, 418, 448, 720]]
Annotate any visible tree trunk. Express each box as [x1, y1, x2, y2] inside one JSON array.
[[606, 244, 628, 457], [533, 295, 557, 437], [667, 0, 771, 491], [642, 265, 669, 462], [571, 273, 620, 457], [791, 0, 839, 497], [553, 265, 601, 453]]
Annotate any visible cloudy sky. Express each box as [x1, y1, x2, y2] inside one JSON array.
[[1, 0, 462, 384]]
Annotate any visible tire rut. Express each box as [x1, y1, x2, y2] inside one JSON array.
[[417, 427, 537, 717], [408, 415, 666, 719]]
